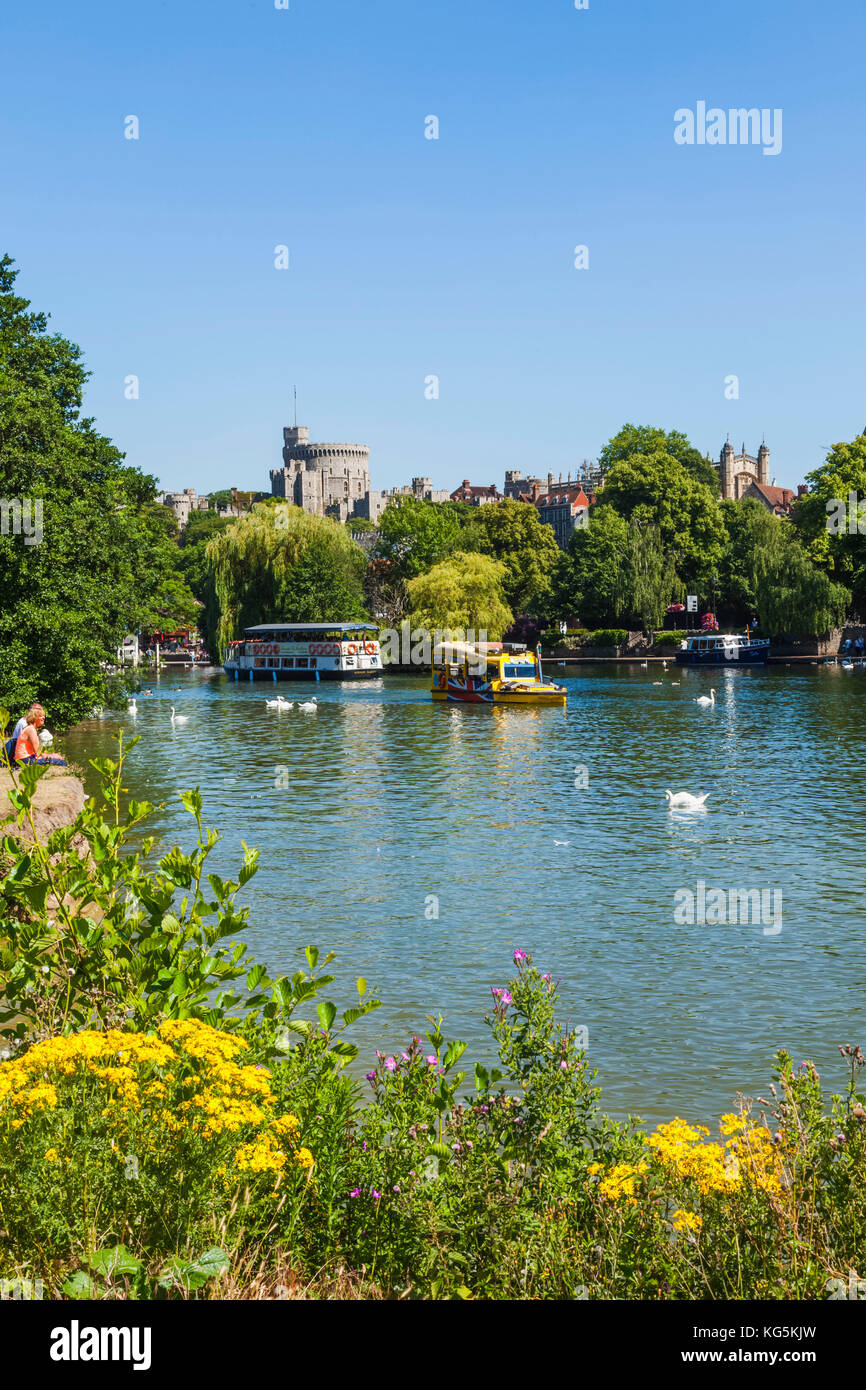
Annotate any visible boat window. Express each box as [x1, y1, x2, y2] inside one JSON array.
[[281, 658, 294, 669], [254, 658, 266, 668], [267, 658, 279, 668], [296, 657, 309, 668], [309, 658, 317, 668], [504, 664, 535, 677]]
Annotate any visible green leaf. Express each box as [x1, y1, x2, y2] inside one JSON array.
[[443, 1039, 467, 1072], [305, 945, 319, 972], [87, 1245, 142, 1278], [246, 963, 268, 990], [356, 976, 367, 998], [62, 1271, 96, 1299], [316, 1000, 337, 1032]]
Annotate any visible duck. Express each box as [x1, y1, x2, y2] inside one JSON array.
[[665, 790, 709, 811], [298, 697, 319, 712], [265, 696, 293, 709], [695, 689, 716, 707], [170, 706, 190, 725]]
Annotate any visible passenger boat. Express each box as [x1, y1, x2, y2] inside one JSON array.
[[224, 623, 382, 681], [431, 642, 566, 706], [675, 632, 770, 666]]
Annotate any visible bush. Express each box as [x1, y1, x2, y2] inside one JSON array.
[[652, 630, 685, 646], [586, 628, 628, 647]]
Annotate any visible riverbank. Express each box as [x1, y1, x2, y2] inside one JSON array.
[[0, 768, 85, 843]]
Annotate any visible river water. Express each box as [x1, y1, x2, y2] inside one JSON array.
[[60, 664, 865, 1126]]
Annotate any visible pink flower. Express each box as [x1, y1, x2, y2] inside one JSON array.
[[401, 1052, 410, 1062], [513, 949, 528, 964], [560, 1061, 568, 1070], [426, 1055, 437, 1065], [350, 1188, 361, 1197], [372, 1189, 382, 1201], [384, 1056, 397, 1072], [500, 990, 513, 1007]]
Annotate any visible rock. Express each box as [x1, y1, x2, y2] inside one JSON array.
[[0, 770, 86, 843]]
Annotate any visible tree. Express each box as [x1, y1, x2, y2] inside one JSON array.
[[203, 502, 367, 659], [621, 520, 677, 630], [461, 499, 560, 616], [176, 510, 231, 603], [717, 499, 781, 622], [599, 423, 720, 492], [753, 530, 849, 639], [0, 256, 195, 726], [599, 450, 728, 590], [405, 551, 513, 638], [793, 433, 866, 616], [551, 505, 629, 628], [373, 499, 469, 582]]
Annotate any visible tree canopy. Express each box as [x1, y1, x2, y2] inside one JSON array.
[[405, 551, 513, 638], [462, 498, 560, 616], [793, 432, 866, 616], [203, 502, 367, 659], [0, 255, 195, 726], [373, 498, 470, 582], [599, 423, 720, 492]]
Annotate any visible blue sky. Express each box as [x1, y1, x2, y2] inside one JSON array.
[[2, 0, 864, 494]]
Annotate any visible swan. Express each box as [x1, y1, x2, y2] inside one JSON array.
[[265, 696, 293, 709], [38, 729, 54, 746], [298, 697, 318, 712], [128, 698, 138, 715], [640, 661, 648, 669], [170, 706, 189, 725], [665, 790, 709, 811], [652, 681, 663, 686], [841, 660, 854, 671], [695, 689, 716, 707], [662, 660, 668, 670]]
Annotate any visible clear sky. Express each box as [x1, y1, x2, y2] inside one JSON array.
[[2, 0, 864, 494]]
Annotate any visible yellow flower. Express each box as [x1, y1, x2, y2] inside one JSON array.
[[295, 1147, 315, 1170], [44, 1148, 59, 1163], [671, 1208, 702, 1234]]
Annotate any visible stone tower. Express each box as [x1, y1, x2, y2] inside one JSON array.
[[270, 421, 371, 521], [716, 437, 770, 500]]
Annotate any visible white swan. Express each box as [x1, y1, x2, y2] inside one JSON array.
[[128, 698, 138, 715], [170, 706, 189, 725], [695, 689, 716, 707], [841, 660, 854, 671], [640, 661, 648, 669], [665, 790, 709, 811], [265, 696, 293, 709], [298, 697, 318, 712]]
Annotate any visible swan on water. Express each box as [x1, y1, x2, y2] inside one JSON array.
[[695, 689, 716, 707], [128, 699, 138, 715], [298, 697, 318, 712], [170, 706, 189, 725], [265, 696, 293, 709], [665, 790, 709, 811]]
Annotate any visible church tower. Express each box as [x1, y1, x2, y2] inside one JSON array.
[[757, 439, 770, 484]]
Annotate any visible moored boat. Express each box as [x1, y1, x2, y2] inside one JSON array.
[[224, 623, 382, 681], [674, 632, 770, 666], [431, 642, 566, 706]]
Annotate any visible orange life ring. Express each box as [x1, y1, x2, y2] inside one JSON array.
[[364, 642, 376, 655], [346, 643, 357, 655]]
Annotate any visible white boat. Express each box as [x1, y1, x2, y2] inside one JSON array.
[[224, 623, 382, 682]]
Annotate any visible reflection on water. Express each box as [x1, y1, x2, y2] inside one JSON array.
[[60, 665, 866, 1125]]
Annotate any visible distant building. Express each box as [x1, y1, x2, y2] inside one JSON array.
[[504, 462, 604, 500], [740, 481, 807, 517], [716, 438, 772, 500], [357, 477, 451, 523], [270, 423, 371, 523], [533, 484, 590, 548], [161, 489, 210, 530], [450, 479, 501, 505]]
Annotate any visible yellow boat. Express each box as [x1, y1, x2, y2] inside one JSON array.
[[431, 642, 566, 707]]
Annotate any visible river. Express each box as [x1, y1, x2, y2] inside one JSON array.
[[60, 663, 865, 1126]]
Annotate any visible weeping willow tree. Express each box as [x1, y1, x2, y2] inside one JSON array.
[[203, 502, 368, 660], [620, 519, 677, 631], [753, 528, 850, 639], [405, 551, 513, 638]]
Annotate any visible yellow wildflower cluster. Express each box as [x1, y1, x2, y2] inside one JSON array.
[[647, 1115, 785, 1198], [590, 1161, 649, 1205], [0, 1020, 312, 1179], [671, 1208, 703, 1234]]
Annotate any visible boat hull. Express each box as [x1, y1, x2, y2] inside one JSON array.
[[224, 665, 379, 681], [674, 645, 770, 667], [431, 685, 566, 706]]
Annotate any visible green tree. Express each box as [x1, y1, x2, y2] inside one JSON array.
[[176, 510, 232, 603], [753, 529, 850, 639], [551, 505, 629, 628], [203, 502, 367, 659], [461, 499, 560, 616], [717, 499, 781, 622], [599, 423, 720, 492], [0, 256, 195, 726], [373, 499, 468, 582], [405, 551, 513, 638], [793, 433, 866, 615], [621, 520, 677, 630], [599, 450, 727, 589]]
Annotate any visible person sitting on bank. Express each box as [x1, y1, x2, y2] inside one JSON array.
[[14, 713, 67, 766], [11, 702, 45, 745]]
